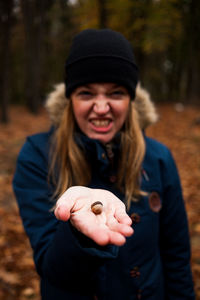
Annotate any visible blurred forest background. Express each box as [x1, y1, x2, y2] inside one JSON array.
[[0, 0, 200, 299], [1, 0, 200, 123]]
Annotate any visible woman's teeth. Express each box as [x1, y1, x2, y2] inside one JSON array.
[[91, 120, 110, 127]]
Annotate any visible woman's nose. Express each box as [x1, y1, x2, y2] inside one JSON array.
[[93, 97, 110, 114]]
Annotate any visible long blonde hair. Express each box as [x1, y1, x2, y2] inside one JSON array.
[[49, 99, 145, 209]]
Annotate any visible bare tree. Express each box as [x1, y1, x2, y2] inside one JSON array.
[[0, 0, 14, 123]]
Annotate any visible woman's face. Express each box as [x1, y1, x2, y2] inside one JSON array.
[[71, 83, 130, 144]]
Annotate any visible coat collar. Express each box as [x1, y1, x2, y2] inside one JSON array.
[[74, 132, 121, 164]]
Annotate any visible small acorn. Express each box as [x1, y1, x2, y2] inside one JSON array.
[[91, 201, 103, 215]]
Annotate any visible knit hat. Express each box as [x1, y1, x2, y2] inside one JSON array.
[[64, 29, 139, 99]]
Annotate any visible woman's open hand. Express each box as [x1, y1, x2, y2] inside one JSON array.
[[54, 186, 133, 246]]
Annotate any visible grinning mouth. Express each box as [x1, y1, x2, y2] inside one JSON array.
[[90, 119, 111, 127]]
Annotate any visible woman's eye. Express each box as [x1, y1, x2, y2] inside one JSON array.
[[77, 91, 93, 99], [79, 91, 91, 95], [110, 90, 126, 98]]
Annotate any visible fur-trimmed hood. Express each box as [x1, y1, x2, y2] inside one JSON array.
[[45, 83, 158, 130]]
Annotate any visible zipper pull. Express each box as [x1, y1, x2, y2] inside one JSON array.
[[105, 143, 114, 160], [142, 169, 149, 181]]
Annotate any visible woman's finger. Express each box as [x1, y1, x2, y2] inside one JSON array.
[[114, 206, 132, 226], [106, 215, 134, 237], [108, 230, 126, 246], [83, 223, 127, 246], [54, 188, 79, 221], [54, 204, 71, 221]]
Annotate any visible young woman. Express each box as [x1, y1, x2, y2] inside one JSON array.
[[13, 29, 195, 299]]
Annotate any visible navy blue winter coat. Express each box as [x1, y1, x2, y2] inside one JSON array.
[[13, 128, 195, 300]]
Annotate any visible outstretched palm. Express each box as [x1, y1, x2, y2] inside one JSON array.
[[54, 186, 133, 246]]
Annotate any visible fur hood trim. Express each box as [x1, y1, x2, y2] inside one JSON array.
[[45, 83, 158, 130]]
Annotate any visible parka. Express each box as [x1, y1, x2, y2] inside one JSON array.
[[13, 84, 195, 300]]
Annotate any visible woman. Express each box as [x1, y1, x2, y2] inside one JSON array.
[[13, 29, 195, 299]]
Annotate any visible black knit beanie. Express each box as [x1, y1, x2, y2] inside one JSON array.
[[65, 29, 139, 99]]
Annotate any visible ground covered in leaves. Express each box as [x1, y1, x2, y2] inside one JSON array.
[[0, 103, 200, 299]]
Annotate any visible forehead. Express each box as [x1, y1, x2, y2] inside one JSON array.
[[75, 83, 127, 91]]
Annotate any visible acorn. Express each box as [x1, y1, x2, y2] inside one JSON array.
[[91, 201, 103, 215]]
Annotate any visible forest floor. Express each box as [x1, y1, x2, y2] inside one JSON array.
[[0, 103, 200, 299]]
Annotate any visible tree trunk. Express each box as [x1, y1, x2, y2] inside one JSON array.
[[185, 0, 200, 102], [97, 0, 107, 28], [21, 0, 52, 113], [0, 0, 13, 123]]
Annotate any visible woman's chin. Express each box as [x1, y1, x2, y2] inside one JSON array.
[[88, 132, 114, 144]]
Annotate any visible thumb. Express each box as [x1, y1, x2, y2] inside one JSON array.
[[54, 204, 71, 221], [54, 188, 77, 221]]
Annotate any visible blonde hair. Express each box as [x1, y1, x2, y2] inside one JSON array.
[[49, 100, 145, 209]]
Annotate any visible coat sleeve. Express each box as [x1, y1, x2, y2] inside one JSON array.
[[13, 136, 118, 291], [159, 148, 195, 299]]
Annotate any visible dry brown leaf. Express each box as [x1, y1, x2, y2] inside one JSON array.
[[0, 269, 21, 285]]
